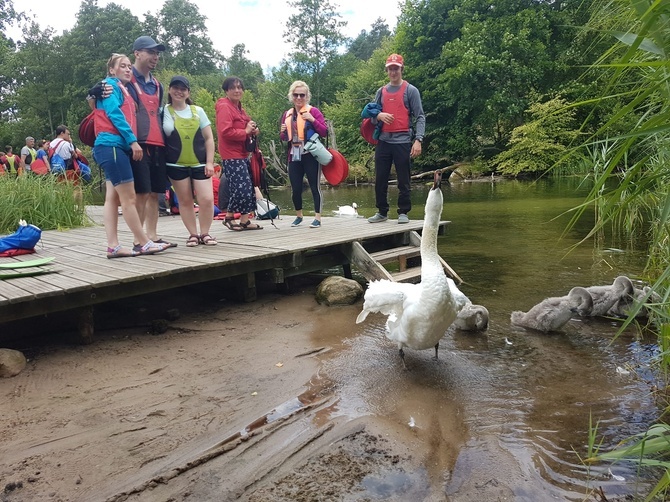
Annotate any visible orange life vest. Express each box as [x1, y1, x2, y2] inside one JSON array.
[[284, 105, 313, 142]]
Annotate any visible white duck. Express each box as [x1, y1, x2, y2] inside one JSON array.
[[586, 275, 635, 317], [356, 171, 467, 367], [333, 202, 358, 217], [510, 286, 593, 332]]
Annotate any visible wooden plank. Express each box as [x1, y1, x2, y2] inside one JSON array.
[[341, 241, 393, 282], [392, 268, 422, 283], [370, 245, 421, 264]]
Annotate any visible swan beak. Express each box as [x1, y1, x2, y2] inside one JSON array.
[[432, 171, 443, 190]]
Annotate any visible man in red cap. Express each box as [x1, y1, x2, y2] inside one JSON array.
[[367, 53, 425, 224]]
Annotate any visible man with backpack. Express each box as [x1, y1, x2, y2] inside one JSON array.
[[48, 126, 80, 172], [3, 146, 22, 176], [20, 137, 37, 174], [367, 53, 426, 225]]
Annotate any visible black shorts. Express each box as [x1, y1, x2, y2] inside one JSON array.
[[167, 165, 209, 181], [131, 144, 167, 194]]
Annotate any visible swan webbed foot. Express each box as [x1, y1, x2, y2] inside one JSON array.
[[434, 342, 439, 360]]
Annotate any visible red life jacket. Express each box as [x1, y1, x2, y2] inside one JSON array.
[[94, 84, 137, 138], [131, 74, 164, 146], [381, 80, 410, 133]]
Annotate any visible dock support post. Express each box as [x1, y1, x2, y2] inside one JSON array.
[[77, 306, 95, 344], [234, 272, 257, 302]]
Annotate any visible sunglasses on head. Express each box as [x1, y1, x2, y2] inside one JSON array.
[[293, 93, 306, 98]]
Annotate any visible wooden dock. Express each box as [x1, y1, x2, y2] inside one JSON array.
[[0, 209, 449, 341]]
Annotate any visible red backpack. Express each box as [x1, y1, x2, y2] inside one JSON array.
[[78, 111, 96, 147]]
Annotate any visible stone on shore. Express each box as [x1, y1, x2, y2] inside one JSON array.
[[316, 276, 364, 306], [0, 348, 27, 377]]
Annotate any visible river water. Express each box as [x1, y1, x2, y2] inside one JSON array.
[[268, 176, 661, 500]]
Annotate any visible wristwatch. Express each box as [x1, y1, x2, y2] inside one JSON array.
[[416, 137, 423, 143]]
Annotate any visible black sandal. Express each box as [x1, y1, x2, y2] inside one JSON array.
[[240, 221, 263, 230], [223, 217, 241, 231]]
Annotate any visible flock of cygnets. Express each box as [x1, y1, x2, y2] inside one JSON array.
[[510, 275, 659, 333]]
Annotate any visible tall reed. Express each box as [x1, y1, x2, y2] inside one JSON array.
[[0, 175, 90, 234]]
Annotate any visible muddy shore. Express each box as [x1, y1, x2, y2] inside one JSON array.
[[1, 279, 640, 501]]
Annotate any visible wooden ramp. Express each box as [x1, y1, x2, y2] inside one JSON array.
[[342, 230, 462, 284], [0, 209, 457, 341]]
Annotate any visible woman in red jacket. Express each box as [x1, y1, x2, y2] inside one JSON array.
[[215, 76, 262, 231]]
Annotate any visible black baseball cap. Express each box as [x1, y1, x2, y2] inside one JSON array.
[[133, 36, 165, 52], [169, 75, 190, 89]]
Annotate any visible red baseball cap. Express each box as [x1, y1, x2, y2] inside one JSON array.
[[385, 54, 404, 67]]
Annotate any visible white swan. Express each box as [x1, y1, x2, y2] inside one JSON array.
[[510, 287, 593, 332], [333, 202, 358, 217], [586, 276, 635, 317], [356, 171, 467, 367], [453, 302, 490, 331]]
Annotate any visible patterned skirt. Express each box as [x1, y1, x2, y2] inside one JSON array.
[[223, 158, 255, 214]]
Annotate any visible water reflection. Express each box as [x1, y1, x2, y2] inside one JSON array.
[[296, 177, 658, 499]]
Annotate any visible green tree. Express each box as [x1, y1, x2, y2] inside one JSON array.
[[284, 0, 347, 106], [62, 0, 143, 127], [394, 0, 596, 164], [157, 0, 223, 75], [492, 97, 583, 176], [224, 44, 265, 93], [11, 23, 68, 139], [348, 18, 391, 61]]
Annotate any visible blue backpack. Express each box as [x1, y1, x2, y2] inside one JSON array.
[[48, 139, 67, 175]]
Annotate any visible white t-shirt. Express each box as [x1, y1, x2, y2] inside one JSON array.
[[162, 105, 211, 136], [49, 138, 75, 160]]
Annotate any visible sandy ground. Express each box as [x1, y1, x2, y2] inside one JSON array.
[[0, 281, 617, 502], [0, 284, 442, 502]]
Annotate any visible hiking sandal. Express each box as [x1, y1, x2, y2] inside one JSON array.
[[138, 240, 170, 255], [106, 245, 138, 259], [223, 217, 242, 231], [199, 234, 218, 246], [239, 221, 263, 230], [186, 234, 200, 247]]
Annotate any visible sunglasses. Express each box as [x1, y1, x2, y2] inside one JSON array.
[[293, 93, 306, 98]]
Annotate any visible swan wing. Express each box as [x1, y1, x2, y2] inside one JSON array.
[[356, 280, 416, 323], [447, 278, 470, 312]]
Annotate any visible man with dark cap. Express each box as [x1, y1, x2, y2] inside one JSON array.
[[367, 53, 425, 225], [126, 36, 176, 248], [88, 35, 175, 248]]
